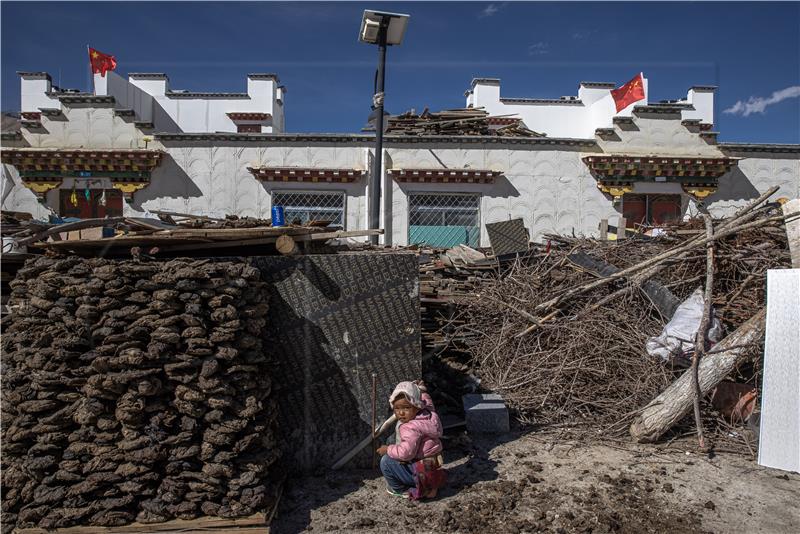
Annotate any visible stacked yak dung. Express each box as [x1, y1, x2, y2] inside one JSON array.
[[0, 256, 278, 532]]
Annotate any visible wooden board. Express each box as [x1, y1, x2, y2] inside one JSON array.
[[16, 514, 269, 534], [782, 199, 800, 268], [758, 268, 800, 473]]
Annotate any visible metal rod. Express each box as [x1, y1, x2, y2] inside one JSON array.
[[369, 20, 388, 246], [371, 372, 378, 469]]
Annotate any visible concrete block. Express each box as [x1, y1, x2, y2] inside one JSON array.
[[463, 393, 510, 434]]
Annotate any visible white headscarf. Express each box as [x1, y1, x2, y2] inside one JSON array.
[[389, 381, 423, 409]]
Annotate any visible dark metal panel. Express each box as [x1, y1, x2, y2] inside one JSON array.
[[486, 218, 530, 256], [251, 253, 420, 470]]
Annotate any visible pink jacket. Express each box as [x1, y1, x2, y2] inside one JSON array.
[[387, 393, 443, 462]]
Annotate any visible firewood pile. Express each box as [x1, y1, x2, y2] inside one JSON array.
[[1, 256, 279, 532], [419, 246, 498, 353], [385, 107, 545, 137], [430, 196, 794, 444]]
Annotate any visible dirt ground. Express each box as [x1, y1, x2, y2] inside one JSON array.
[[270, 428, 800, 534]]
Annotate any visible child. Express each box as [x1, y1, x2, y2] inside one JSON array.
[[376, 380, 446, 500]]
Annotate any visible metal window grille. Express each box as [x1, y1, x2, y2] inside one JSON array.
[[271, 191, 346, 227], [408, 193, 480, 248]]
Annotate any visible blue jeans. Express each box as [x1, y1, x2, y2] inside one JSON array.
[[380, 454, 415, 492]]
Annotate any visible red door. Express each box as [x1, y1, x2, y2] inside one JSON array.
[[650, 195, 682, 225], [59, 189, 123, 218], [622, 194, 646, 230]]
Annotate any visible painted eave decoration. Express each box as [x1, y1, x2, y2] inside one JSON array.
[[583, 154, 740, 201], [0, 148, 164, 202], [583, 155, 737, 179], [247, 167, 366, 183], [388, 168, 502, 184], [227, 112, 271, 122]]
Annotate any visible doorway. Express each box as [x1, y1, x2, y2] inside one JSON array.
[[59, 188, 123, 218]]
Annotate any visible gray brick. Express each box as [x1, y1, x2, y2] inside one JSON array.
[[463, 393, 510, 434]]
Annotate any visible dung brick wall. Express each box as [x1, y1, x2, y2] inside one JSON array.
[[0, 257, 279, 532]]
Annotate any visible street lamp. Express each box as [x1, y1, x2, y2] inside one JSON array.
[[359, 10, 409, 246]]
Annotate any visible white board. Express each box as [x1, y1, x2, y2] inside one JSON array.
[[758, 269, 800, 473]]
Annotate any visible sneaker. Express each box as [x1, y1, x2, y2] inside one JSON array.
[[386, 488, 408, 498]]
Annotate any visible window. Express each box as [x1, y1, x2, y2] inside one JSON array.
[[622, 194, 682, 229], [237, 124, 261, 133], [408, 193, 480, 248], [271, 191, 346, 227]]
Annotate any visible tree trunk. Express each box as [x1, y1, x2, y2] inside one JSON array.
[[630, 308, 766, 443]]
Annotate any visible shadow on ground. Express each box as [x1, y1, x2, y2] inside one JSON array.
[[268, 428, 532, 533]]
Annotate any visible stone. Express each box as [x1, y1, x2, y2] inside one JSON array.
[[463, 393, 510, 434]]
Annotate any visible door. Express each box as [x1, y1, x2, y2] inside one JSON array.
[[59, 189, 123, 218]]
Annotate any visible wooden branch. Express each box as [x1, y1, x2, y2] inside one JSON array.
[[691, 204, 715, 449], [331, 415, 397, 470], [629, 308, 766, 443], [534, 211, 787, 315]]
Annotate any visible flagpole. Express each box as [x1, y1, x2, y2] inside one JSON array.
[[87, 45, 93, 95]]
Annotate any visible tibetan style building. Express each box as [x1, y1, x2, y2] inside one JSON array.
[[2, 70, 798, 247]]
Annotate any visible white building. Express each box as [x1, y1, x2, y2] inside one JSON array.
[[3, 70, 798, 248], [466, 77, 715, 139], [19, 71, 285, 134]]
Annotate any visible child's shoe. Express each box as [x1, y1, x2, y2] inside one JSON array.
[[386, 488, 408, 499]]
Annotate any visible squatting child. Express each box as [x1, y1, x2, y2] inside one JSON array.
[[376, 380, 446, 500]]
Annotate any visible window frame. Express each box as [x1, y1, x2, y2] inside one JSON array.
[[407, 191, 482, 247], [270, 189, 347, 229]]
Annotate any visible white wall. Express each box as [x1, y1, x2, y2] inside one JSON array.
[[468, 77, 715, 138], [99, 73, 281, 134], [135, 144, 368, 228], [20, 74, 60, 112]]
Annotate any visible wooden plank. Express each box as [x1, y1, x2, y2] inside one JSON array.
[[37, 236, 216, 249], [16, 514, 268, 534], [16, 217, 127, 246], [599, 219, 608, 240], [156, 229, 384, 253], [158, 227, 323, 239], [758, 269, 800, 473], [782, 199, 800, 268], [617, 217, 627, 239]]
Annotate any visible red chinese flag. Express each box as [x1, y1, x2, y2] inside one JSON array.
[[88, 47, 117, 77], [610, 73, 645, 113]]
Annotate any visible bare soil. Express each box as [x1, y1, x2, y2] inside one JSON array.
[[270, 429, 800, 534]]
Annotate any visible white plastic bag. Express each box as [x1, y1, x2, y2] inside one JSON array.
[[646, 288, 722, 362]]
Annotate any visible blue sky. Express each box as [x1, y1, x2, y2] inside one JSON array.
[[2, 1, 799, 143]]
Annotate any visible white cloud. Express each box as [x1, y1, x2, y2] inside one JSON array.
[[571, 29, 598, 40], [724, 86, 800, 116], [479, 3, 507, 18], [528, 42, 549, 56]]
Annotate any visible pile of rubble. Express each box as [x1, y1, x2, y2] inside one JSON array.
[[1, 257, 279, 531], [385, 107, 545, 137]]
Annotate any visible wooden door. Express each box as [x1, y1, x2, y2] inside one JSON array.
[[59, 189, 123, 218]]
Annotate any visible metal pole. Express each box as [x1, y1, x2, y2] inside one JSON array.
[[371, 372, 377, 469], [369, 20, 388, 246]]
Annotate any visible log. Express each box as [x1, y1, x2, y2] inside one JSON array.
[[630, 308, 766, 443], [275, 235, 300, 256]]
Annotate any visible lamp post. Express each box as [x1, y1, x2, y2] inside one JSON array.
[[359, 10, 409, 246]]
